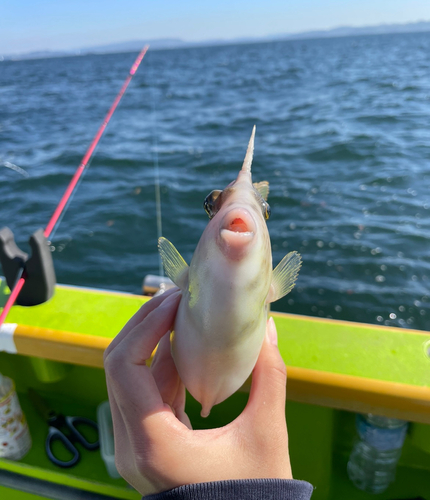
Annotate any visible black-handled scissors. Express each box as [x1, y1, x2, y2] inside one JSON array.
[[29, 389, 99, 468]]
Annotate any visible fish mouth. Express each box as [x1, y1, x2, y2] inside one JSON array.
[[219, 208, 255, 256]]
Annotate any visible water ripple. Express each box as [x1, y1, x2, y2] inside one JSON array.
[[1, 32, 430, 331]]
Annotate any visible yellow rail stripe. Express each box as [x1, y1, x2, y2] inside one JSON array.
[[13, 324, 109, 368], [9, 322, 430, 424], [286, 366, 430, 424]]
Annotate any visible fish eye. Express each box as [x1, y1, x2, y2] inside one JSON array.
[[204, 190, 222, 219], [263, 201, 271, 220], [203, 197, 213, 219]]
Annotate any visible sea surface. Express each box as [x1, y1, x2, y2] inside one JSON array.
[[1, 32, 430, 331]]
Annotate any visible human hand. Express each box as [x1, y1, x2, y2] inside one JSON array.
[[104, 287, 292, 495]]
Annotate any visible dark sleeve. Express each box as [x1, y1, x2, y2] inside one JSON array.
[[143, 478, 313, 500]]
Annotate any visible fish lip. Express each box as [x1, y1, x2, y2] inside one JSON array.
[[218, 208, 256, 257], [220, 207, 256, 235]]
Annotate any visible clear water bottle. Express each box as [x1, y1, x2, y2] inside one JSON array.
[[347, 413, 408, 494]]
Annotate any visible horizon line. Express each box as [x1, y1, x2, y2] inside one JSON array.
[[2, 18, 430, 62]]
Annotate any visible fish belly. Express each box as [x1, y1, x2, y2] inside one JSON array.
[[171, 296, 267, 417]]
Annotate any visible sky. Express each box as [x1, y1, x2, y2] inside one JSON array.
[[1, 0, 430, 55]]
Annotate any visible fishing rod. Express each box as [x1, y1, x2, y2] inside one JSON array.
[[0, 46, 149, 328]]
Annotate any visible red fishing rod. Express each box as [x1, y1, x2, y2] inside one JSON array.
[[0, 46, 149, 327]]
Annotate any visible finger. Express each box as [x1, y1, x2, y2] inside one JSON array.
[[105, 290, 181, 367], [172, 381, 192, 429], [151, 332, 192, 429], [104, 290, 182, 419], [151, 331, 181, 407], [105, 385, 132, 479], [128, 291, 181, 365], [104, 287, 179, 359], [243, 317, 287, 426]]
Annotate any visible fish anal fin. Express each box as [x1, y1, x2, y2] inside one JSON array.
[[158, 237, 189, 290], [267, 251, 302, 303], [253, 181, 270, 201]]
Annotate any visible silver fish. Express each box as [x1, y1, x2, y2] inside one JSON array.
[[158, 126, 301, 417]]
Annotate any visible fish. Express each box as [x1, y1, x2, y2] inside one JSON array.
[[158, 126, 301, 417]]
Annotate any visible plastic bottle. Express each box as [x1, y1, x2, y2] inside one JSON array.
[[347, 414, 408, 494], [0, 373, 32, 460]]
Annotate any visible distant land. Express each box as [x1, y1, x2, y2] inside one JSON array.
[[2, 20, 430, 61]]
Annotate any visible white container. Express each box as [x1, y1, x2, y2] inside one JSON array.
[[97, 400, 120, 478], [0, 373, 32, 460]]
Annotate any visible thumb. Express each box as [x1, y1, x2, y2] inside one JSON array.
[[245, 317, 287, 425]]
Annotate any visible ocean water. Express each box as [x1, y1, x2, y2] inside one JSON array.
[[1, 32, 430, 331]]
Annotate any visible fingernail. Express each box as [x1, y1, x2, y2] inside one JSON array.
[[267, 316, 277, 345], [160, 290, 181, 307], [154, 286, 180, 298]]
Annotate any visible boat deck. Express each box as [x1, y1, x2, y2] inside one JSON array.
[[1, 280, 429, 499]]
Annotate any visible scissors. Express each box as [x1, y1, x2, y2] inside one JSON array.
[[29, 389, 99, 468]]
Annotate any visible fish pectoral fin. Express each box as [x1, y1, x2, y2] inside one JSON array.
[[253, 181, 270, 201], [158, 237, 189, 290], [267, 251, 302, 303]]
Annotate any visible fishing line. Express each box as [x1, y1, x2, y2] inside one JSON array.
[[0, 46, 149, 328], [153, 124, 164, 277], [149, 59, 164, 277]]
